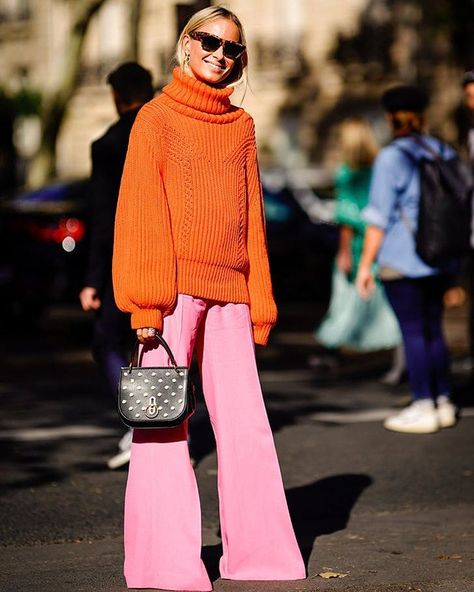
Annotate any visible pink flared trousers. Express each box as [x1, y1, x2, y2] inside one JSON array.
[[124, 294, 305, 590]]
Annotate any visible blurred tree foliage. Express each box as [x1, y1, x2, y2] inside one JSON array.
[[306, 0, 474, 161], [333, 0, 474, 75], [12, 88, 42, 117], [413, 0, 474, 66]]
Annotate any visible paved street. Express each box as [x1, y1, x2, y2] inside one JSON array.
[[1, 302, 473, 592]]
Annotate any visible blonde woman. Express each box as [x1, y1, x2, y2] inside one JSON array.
[[316, 117, 402, 353], [112, 6, 305, 591]]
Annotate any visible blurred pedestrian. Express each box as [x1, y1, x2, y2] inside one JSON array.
[[356, 85, 458, 434], [460, 70, 474, 375], [314, 117, 403, 377], [459, 70, 474, 168], [79, 62, 154, 469], [112, 6, 305, 590]]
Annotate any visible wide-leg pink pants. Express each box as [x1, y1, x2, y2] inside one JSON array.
[[124, 294, 305, 590]]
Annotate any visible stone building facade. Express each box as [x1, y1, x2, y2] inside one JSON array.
[[0, 0, 467, 181]]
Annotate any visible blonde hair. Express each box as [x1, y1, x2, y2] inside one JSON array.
[[339, 117, 378, 169], [175, 6, 248, 88]]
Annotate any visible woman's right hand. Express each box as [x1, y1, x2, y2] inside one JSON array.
[[336, 250, 352, 274], [356, 265, 375, 300], [136, 327, 159, 343]]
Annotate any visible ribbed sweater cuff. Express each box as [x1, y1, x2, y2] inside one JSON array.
[[253, 323, 273, 346], [130, 309, 163, 332]]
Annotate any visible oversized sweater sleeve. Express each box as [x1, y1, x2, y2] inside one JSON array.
[[112, 110, 176, 331], [245, 118, 278, 346]]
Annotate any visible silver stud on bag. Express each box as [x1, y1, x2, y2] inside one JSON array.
[[151, 372, 156, 377], [137, 372, 142, 377], [122, 400, 127, 404]]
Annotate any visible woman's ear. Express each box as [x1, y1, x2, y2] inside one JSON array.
[[183, 35, 191, 55]]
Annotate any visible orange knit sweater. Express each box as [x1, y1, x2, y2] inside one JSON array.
[[112, 67, 277, 345]]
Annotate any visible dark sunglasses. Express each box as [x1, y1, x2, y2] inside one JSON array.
[[189, 31, 246, 61]]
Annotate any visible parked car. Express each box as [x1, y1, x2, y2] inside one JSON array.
[[0, 179, 90, 326], [262, 169, 338, 302]]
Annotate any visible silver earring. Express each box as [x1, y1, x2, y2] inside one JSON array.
[[184, 52, 190, 65]]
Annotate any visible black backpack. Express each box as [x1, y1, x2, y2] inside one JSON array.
[[396, 136, 473, 266]]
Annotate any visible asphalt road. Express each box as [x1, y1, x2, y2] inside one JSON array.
[[1, 302, 473, 592]]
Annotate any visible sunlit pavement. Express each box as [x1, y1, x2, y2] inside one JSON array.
[[0, 302, 473, 592]]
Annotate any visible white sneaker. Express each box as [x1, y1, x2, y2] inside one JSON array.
[[436, 396, 457, 428], [118, 428, 133, 451], [107, 448, 131, 470], [384, 399, 440, 434]]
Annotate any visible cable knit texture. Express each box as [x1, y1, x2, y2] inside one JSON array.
[[112, 67, 277, 345]]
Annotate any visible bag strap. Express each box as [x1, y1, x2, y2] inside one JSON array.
[[129, 334, 179, 371]]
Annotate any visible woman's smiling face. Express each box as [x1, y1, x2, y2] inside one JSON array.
[[184, 17, 241, 85]]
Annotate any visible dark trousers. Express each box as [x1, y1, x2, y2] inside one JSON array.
[[383, 275, 451, 400], [92, 281, 131, 398], [469, 250, 474, 361]]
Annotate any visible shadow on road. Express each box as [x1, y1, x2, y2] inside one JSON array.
[[201, 473, 373, 580], [287, 473, 373, 564]]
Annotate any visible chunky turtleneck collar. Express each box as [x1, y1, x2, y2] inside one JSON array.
[[160, 67, 244, 123]]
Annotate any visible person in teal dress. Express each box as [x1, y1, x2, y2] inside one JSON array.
[[316, 118, 403, 375]]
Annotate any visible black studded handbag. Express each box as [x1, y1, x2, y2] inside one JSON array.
[[118, 335, 196, 429]]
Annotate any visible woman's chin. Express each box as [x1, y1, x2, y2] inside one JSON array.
[[193, 66, 230, 85]]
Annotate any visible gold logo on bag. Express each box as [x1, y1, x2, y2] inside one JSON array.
[[145, 396, 159, 418]]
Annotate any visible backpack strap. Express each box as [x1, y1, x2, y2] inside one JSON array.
[[409, 134, 445, 161], [390, 141, 418, 236]]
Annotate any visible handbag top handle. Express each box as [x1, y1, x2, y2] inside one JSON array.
[[129, 334, 179, 372]]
